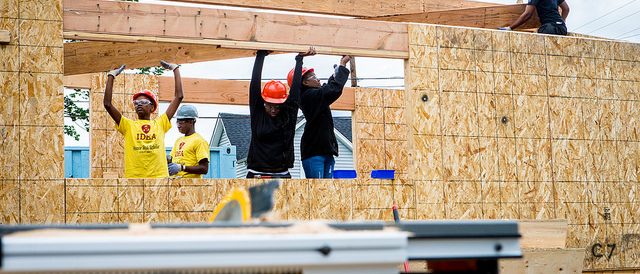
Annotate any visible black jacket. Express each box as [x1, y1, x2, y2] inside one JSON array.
[[299, 65, 350, 160], [246, 51, 303, 172]]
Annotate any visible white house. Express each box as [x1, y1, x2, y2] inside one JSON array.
[[210, 113, 354, 178]]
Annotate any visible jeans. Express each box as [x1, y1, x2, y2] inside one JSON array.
[[302, 155, 335, 178]]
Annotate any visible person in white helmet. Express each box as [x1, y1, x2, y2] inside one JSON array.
[[167, 105, 210, 178]]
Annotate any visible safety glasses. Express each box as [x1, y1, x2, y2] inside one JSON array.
[[133, 98, 152, 106]]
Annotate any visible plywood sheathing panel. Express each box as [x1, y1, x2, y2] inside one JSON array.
[[0, 179, 19, 224], [0, 45, 19, 71], [308, 180, 353, 220], [20, 180, 65, 224], [19, 72, 64, 126], [18, 19, 62, 47], [0, 126, 20, 179], [20, 126, 63, 179]]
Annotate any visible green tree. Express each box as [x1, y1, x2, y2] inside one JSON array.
[[64, 88, 89, 141]]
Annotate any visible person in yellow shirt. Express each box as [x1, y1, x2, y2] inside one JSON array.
[[168, 105, 210, 178], [103, 61, 184, 178]]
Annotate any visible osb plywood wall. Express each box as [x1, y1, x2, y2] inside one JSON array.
[[90, 73, 158, 178], [1, 6, 639, 270], [0, 0, 65, 224], [373, 24, 639, 270], [63, 178, 396, 223]]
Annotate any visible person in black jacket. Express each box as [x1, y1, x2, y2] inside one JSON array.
[[500, 0, 569, 35], [287, 55, 351, 178], [246, 48, 316, 178]]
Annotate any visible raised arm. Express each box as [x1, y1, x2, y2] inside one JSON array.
[[249, 50, 270, 114], [323, 55, 351, 104], [160, 60, 184, 120], [287, 47, 317, 106], [559, 1, 569, 20], [103, 65, 125, 124]]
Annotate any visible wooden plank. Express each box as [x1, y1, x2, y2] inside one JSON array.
[[157, 77, 355, 111], [62, 0, 408, 59], [64, 40, 257, 75], [499, 248, 585, 274], [63, 74, 92, 89], [165, 0, 498, 17], [519, 220, 568, 249], [367, 4, 540, 30], [0, 30, 10, 43]]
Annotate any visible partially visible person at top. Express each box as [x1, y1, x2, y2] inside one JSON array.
[[288, 55, 351, 178], [103, 60, 183, 178], [167, 105, 210, 178], [246, 47, 316, 178], [500, 0, 569, 35]]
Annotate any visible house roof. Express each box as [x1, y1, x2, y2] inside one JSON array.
[[214, 112, 352, 160], [218, 113, 252, 160]]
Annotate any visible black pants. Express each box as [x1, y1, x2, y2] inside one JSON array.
[[538, 22, 568, 35], [246, 170, 291, 179]]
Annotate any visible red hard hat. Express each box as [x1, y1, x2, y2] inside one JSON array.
[[262, 80, 288, 104], [132, 90, 158, 112], [287, 67, 314, 87]]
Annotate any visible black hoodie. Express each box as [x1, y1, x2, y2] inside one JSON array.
[[246, 51, 303, 172], [299, 65, 350, 160]]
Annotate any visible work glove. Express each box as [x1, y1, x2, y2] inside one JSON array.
[[107, 65, 125, 78], [160, 60, 180, 71], [168, 163, 183, 176], [498, 26, 512, 31]]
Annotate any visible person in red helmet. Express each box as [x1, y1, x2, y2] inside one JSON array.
[[288, 55, 351, 178], [103, 60, 184, 178], [246, 47, 316, 178]]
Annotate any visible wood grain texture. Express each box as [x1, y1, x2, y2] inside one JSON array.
[[164, 0, 497, 17], [64, 41, 256, 76], [369, 4, 540, 30], [63, 0, 408, 58]]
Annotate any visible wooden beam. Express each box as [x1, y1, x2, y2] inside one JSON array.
[[0, 30, 10, 43], [63, 0, 408, 59], [519, 220, 568, 249], [158, 77, 355, 111], [64, 40, 257, 75], [63, 74, 92, 89], [164, 0, 498, 17], [367, 4, 540, 30]]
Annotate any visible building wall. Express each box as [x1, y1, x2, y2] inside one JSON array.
[[391, 24, 639, 270], [1, 11, 639, 271], [0, 0, 65, 224]]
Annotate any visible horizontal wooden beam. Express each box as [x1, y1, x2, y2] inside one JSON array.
[[165, 0, 498, 17], [63, 74, 92, 89], [367, 4, 540, 30], [63, 74, 355, 110], [64, 40, 258, 75], [63, 0, 408, 59], [158, 77, 355, 111]]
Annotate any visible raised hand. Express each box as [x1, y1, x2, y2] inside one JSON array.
[[107, 65, 125, 78], [256, 50, 273, 56], [160, 60, 180, 71], [299, 46, 317, 57], [339, 55, 352, 66]]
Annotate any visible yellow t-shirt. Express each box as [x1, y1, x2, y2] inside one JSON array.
[[170, 133, 210, 178], [117, 114, 171, 178]]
